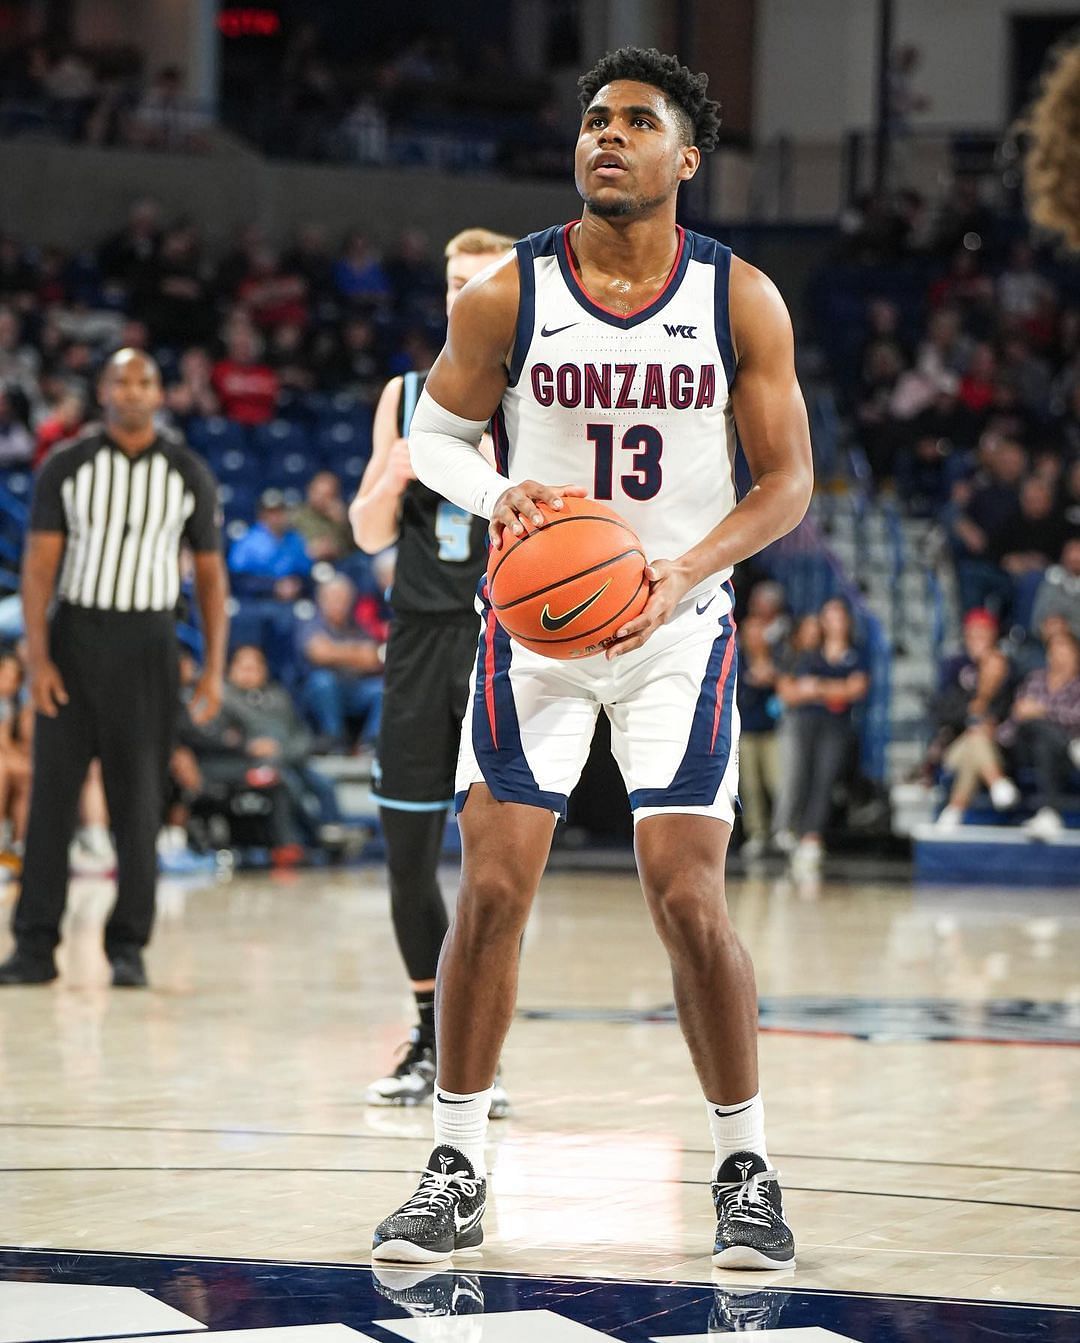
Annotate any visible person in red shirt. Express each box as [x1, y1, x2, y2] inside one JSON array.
[[211, 320, 279, 426], [33, 389, 85, 468], [957, 342, 997, 415], [236, 245, 309, 331]]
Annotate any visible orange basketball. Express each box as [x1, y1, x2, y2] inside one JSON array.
[[486, 496, 649, 659]]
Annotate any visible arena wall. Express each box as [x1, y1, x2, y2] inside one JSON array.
[[756, 0, 1080, 139], [0, 141, 580, 249]]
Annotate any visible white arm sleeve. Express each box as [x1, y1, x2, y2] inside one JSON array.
[[409, 387, 510, 520]]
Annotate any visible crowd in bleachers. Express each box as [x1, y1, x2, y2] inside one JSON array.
[[0, 26, 562, 174], [735, 584, 873, 874], [820, 178, 1080, 827], [225, 24, 561, 173], [0, 199, 455, 868], [828, 188, 1080, 632], [0, 42, 212, 152], [0, 200, 446, 435], [926, 609, 1080, 835]]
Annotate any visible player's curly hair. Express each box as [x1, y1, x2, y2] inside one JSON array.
[[578, 47, 722, 154], [1022, 37, 1080, 250]]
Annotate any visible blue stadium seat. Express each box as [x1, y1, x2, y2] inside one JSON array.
[[316, 393, 374, 434], [215, 447, 257, 484], [317, 420, 371, 471], [338, 455, 368, 493], [264, 448, 319, 489], [4, 471, 31, 500], [218, 482, 257, 523], [186, 416, 248, 460], [0, 470, 31, 504], [251, 419, 312, 458]]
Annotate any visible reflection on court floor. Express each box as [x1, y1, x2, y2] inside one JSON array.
[[520, 993, 1080, 1044], [2, 1249, 1078, 1341]]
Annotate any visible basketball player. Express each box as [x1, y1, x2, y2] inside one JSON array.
[[350, 228, 513, 1116], [372, 47, 812, 1268]]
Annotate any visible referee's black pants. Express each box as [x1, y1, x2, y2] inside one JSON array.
[[13, 604, 178, 958]]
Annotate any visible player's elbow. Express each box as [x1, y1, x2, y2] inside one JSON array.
[[790, 455, 815, 518]]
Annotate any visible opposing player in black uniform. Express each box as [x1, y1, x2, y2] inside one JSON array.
[[350, 228, 514, 1113]]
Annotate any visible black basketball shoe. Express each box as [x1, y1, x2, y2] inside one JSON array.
[[711, 1151, 795, 1270], [709, 1284, 788, 1331], [371, 1265, 484, 1317], [0, 949, 58, 985], [365, 1029, 437, 1107], [372, 1145, 486, 1264]]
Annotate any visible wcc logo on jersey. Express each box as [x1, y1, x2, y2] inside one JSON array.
[[663, 322, 697, 338]]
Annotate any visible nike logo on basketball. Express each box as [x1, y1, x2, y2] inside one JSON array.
[[696, 595, 716, 615], [540, 580, 611, 632], [540, 322, 578, 337]]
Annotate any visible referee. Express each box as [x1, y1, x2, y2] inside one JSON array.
[[0, 349, 227, 988]]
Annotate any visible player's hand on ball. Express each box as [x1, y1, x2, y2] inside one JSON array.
[[189, 672, 223, 725], [30, 659, 69, 717], [489, 481, 588, 548], [606, 559, 692, 659]]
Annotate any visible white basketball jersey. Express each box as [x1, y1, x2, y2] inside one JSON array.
[[495, 223, 739, 599]]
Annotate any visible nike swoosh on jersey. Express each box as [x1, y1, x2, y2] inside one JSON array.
[[540, 322, 578, 337], [540, 580, 611, 632], [696, 594, 717, 615]]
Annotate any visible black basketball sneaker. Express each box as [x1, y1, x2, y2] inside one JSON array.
[[371, 1265, 484, 1317], [709, 1284, 788, 1331], [365, 1029, 437, 1107], [365, 1035, 511, 1119], [711, 1151, 795, 1269], [372, 1145, 486, 1263]]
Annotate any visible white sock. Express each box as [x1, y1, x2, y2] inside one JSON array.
[[707, 1092, 768, 1178], [85, 824, 113, 857], [432, 1083, 492, 1178], [157, 825, 187, 854]]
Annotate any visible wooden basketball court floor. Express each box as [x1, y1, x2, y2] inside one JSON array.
[[1, 859, 1078, 1340]]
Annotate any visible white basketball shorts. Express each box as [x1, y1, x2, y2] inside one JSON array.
[[454, 580, 740, 824]]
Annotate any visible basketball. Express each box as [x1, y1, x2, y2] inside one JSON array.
[[486, 496, 649, 658]]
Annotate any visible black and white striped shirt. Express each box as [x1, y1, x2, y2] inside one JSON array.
[[30, 427, 221, 613]]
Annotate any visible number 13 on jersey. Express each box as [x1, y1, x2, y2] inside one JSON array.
[[587, 423, 663, 501]]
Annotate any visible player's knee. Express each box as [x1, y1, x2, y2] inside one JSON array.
[[645, 870, 730, 948], [455, 870, 530, 944]]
